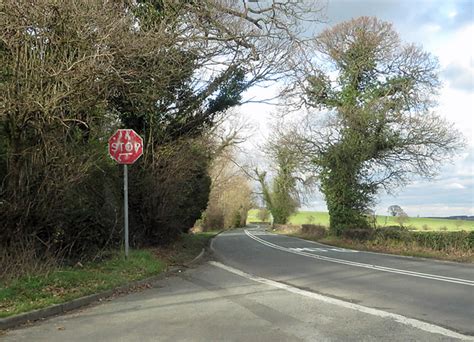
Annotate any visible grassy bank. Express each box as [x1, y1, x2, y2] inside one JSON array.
[[273, 225, 474, 263], [0, 232, 215, 318], [318, 236, 474, 263], [248, 209, 474, 232]]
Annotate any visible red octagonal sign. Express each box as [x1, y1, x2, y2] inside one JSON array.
[[108, 129, 143, 164]]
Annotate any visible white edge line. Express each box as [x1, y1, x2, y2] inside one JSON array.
[[248, 230, 474, 284], [263, 225, 472, 266], [209, 261, 473, 341], [246, 229, 474, 285], [245, 229, 474, 286]]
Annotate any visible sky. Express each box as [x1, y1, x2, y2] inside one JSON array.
[[238, 0, 474, 217]]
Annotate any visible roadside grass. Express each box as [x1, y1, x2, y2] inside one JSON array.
[[251, 209, 473, 261], [317, 236, 474, 263], [273, 228, 474, 263], [0, 232, 216, 318], [152, 231, 217, 265]]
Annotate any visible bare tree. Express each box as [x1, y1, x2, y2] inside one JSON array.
[[0, 0, 326, 265], [257, 208, 270, 222], [282, 17, 463, 234], [388, 205, 405, 217], [395, 212, 410, 228], [254, 130, 309, 224], [203, 147, 254, 230]]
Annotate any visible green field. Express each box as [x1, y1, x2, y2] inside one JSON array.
[[247, 209, 474, 232], [246, 209, 265, 223]]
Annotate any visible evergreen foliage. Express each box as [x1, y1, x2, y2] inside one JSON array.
[[294, 17, 462, 235]]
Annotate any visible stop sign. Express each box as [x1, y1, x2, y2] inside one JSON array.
[[108, 129, 143, 164]]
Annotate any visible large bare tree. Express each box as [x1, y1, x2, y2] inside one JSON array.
[[284, 17, 463, 234], [1, 0, 325, 264]]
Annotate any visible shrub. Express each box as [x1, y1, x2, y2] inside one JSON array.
[[408, 231, 471, 251], [341, 228, 472, 253], [301, 224, 327, 239], [468, 231, 474, 249], [232, 211, 243, 228], [130, 141, 211, 246], [375, 226, 409, 241], [258, 209, 270, 222], [341, 228, 374, 241], [273, 224, 301, 234], [395, 213, 410, 227]]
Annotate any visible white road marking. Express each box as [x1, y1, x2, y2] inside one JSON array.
[[250, 231, 272, 235], [210, 261, 474, 341], [244, 229, 474, 287], [289, 247, 357, 253], [329, 247, 358, 252], [290, 247, 328, 252]]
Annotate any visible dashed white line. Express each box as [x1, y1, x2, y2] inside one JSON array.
[[290, 247, 357, 253], [244, 229, 474, 287]]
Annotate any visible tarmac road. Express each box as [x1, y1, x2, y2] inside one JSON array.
[[211, 226, 474, 335], [3, 225, 474, 341]]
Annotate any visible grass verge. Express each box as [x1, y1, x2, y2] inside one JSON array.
[[316, 236, 474, 263], [272, 227, 474, 263], [0, 232, 216, 319]]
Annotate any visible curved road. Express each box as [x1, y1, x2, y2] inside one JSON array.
[[4, 225, 474, 341], [212, 226, 474, 336]]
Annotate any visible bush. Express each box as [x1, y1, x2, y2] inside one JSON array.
[[338, 227, 472, 253], [258, 208, 270, 222], [410, 231, 471, 251], [375, 226, 409, 241], [273, 224, 301, 234], [301, 224, 327, 239], [341, 228, 374, 241], [232, 211, 243, 228], [371, 229, 472, 252], [129, 141, 211, 246], [468, 231, 474, 249], [0, 148, 122, 261]]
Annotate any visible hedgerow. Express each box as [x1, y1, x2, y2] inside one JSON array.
[[339, 226, 474, 252]]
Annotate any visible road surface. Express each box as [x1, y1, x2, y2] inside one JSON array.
[[3, 226, 474, 341], [213, 227, 474, 334]]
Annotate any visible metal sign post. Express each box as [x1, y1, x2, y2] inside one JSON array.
[[108, 129, 143, 259], [123, 164, 129, 258]]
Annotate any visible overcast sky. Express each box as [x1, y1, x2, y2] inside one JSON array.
[[239, 0, 474, 217]]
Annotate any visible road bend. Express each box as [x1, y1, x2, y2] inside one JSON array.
[[211, 226, 474, 337], [3, 225, 474, 341]]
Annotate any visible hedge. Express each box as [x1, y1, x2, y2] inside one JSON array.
[[339, 227, 474, 252], [301, 224, 327, 239]]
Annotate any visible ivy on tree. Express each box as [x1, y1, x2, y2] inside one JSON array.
[[292, 17, 462, 235]]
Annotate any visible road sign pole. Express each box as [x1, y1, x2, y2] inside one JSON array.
[[124, 164, 129, 259], [108, 129, 143, 260]]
